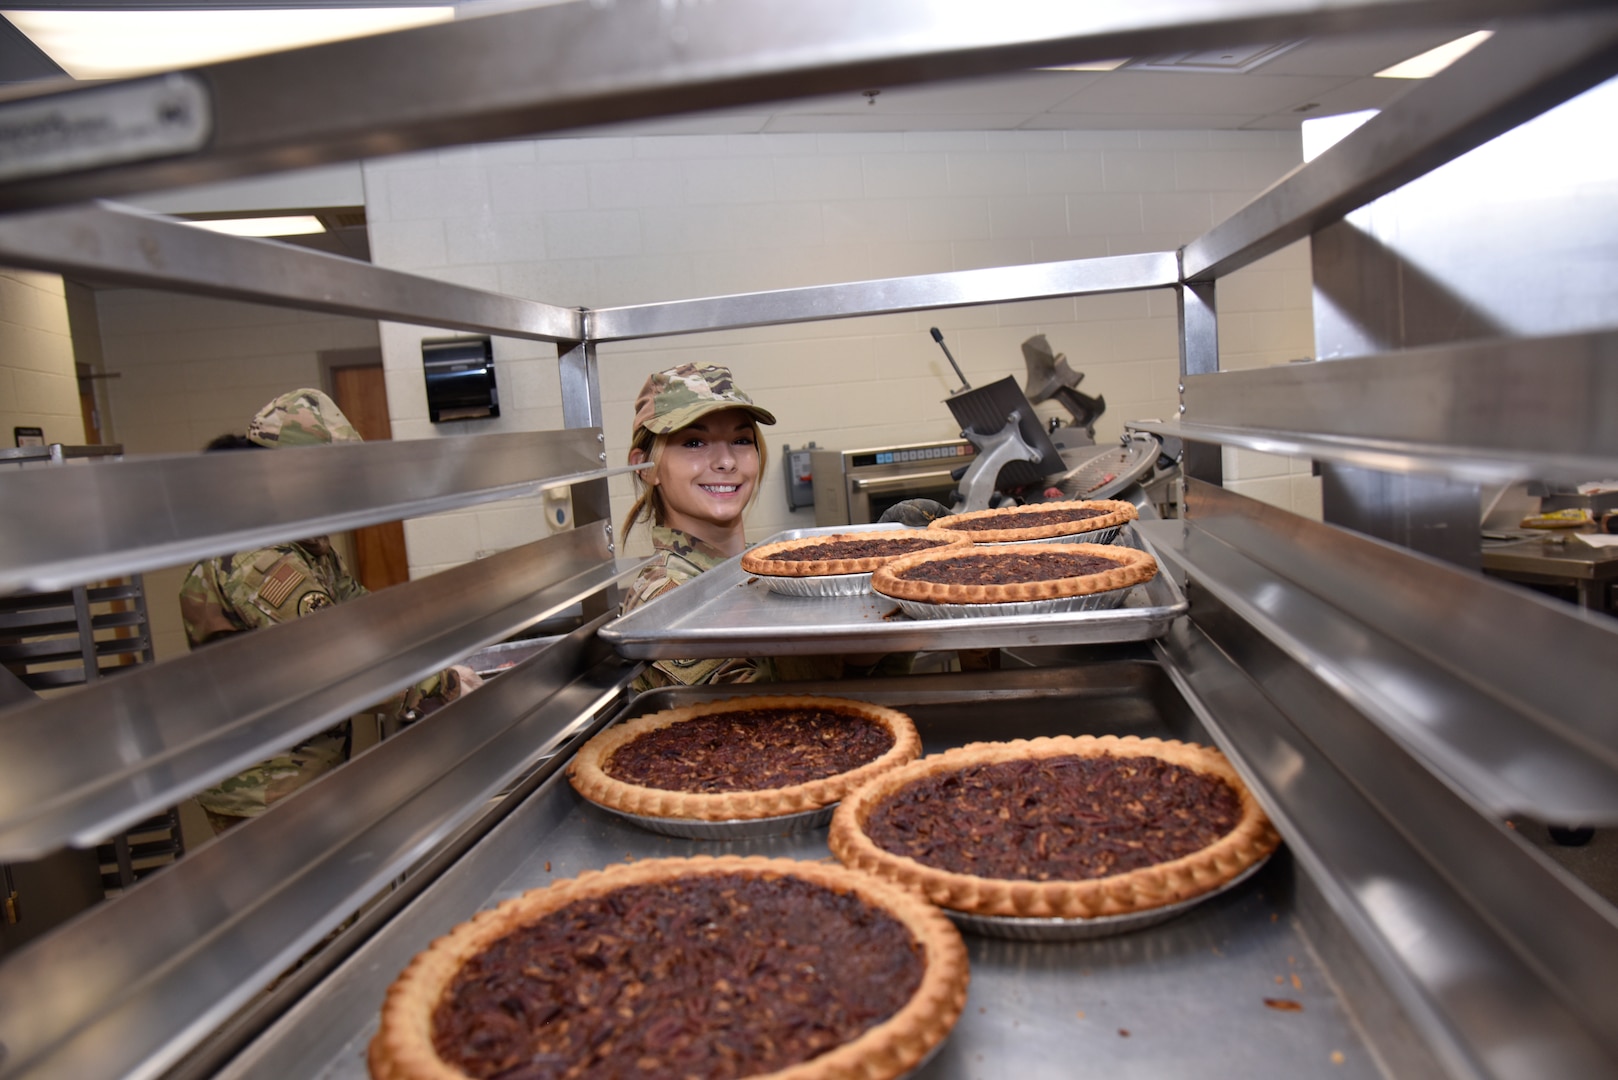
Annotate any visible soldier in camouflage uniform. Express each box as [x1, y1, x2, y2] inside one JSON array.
[[179, 389, 480, 832], [620, 364, 868, 690]]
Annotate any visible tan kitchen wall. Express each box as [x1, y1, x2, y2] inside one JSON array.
[[88, 292, 382, 660], [360, 129, 1317, 572], [0, 270, 82, 448]]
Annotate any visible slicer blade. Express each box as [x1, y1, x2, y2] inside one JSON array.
[[1050, 435, 1160, 500]]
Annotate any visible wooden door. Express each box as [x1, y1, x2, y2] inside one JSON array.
[[331, 363, 411, 591]]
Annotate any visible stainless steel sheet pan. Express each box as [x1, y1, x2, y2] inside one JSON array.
[[600, 524, 1187, 658], [220, 667, 1381, 1080]]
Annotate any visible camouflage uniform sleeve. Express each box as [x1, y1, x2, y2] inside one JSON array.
[[179, 557, 248, 648], [621, 552, 772, 691], [182, 536, 377, 826], [325, 553, 368, 605], [194, 729, 348, 826], [226, 544, 345, 628], [618, 550, 698, 617]]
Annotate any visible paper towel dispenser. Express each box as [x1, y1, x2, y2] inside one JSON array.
[[422, 335, 499, 423]]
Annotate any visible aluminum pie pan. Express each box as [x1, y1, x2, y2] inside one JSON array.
[[944, 856, 1270, 941], [592, 801, 837, 839], [969, 524, 1122, 547], [884, 583, 1137, 620], [750, 570, 872, 597]]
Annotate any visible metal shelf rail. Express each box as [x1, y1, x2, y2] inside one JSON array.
[[0, 447, 182, 901], [0, 2, 1613, 1080], [0, 0, 1605, 213]]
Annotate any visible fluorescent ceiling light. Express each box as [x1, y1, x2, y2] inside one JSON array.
[[186, 215, 326, 237], [1038, 58, 1129, 72], [3, 7, 455, 80], [1375, 30, 1493, 79]]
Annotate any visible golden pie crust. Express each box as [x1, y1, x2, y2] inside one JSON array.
[[870, 542, 1157, 605], [929, 499, 1137, 543], [740, 529, 972, 578], [568, 695, 922, 821], [828, 735, 1280, 919], [368, 855, 970, 1080]]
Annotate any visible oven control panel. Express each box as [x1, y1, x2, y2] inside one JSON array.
[[849, 443, 975, 467], [810, 440, 977, 526]]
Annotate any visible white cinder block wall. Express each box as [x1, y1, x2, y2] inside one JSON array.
[[362, 129, 1318, 570], [0, 270, 81, 446]]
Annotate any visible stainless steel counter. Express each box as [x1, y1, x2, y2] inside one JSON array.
[[1481, 534, 1618, 612], [218, 666, 1394, 1080]]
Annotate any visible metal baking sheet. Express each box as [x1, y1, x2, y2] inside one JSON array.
[[600, 523, 1187, 658], [219, 667, 1383, 1080]]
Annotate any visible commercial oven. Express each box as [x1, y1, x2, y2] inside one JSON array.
[[811, 440, 977, 526], [0, 4, 1615, 1080]]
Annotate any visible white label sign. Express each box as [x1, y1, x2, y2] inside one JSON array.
[[0, 72, 212, 184]]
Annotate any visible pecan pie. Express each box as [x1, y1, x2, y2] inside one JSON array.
[[568, 695, 921, 822], [929, 499, 1137, 543], [870, 542, 1156, 605], [740, 530, 971, 578], [369, 855, 970, 1080], [828, 735, 1279, 920]]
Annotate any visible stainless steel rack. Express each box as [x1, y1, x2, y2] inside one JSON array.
[[0, 2, 1614, 1080]]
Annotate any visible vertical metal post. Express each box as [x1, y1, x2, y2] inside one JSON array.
[[558, 334, 616, 617], [71, 585, 99, 684], [129, 576, 157, 665], [1176, 280, 1223, 490], [558, 331, 603, 432]]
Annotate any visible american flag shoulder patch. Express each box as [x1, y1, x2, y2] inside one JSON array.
[[258, 562, 307, 609]]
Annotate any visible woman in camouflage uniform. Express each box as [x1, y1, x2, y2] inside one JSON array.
[[179, 389, 480, 832], [620, 364, 777, 689], [620, 365, 907, 690]]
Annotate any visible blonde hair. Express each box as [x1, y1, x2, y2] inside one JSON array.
[[623, 418, 770, 537]]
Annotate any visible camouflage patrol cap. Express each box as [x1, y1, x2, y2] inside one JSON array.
[[631, 364, 776, 440], [247, 388, 363, 448]]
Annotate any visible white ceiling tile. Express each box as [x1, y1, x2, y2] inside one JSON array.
[[1251, 75, 1417, 130], [570, 112, 771, 137], [762, 113, 1028, 134], [1021, 113, 1256, 132], [1050, 70, 1355, 116], [1240, 113, 1317, 132], [771, 71, 1100, 116], [1255, 25, 1485, 77], [1295, 76, 1417, 116]]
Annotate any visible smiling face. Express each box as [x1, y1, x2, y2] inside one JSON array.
[[637, 408, 761, 550]]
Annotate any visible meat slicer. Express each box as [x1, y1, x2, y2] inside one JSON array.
[[928, 329, 1165, 513]]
